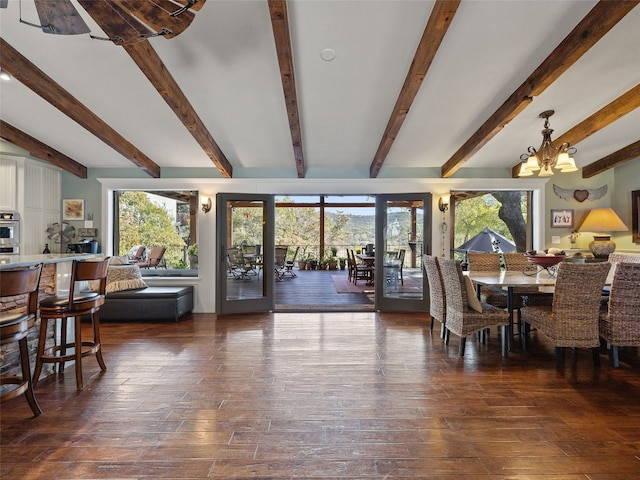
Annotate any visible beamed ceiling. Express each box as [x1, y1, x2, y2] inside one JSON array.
[[1, 0, 639, 180]]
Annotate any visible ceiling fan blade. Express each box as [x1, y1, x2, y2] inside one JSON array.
[[113, 0, 196, 39], [78, 0, 155, 44], [33, 0, 91, 35], [168, 0, 205, 13]]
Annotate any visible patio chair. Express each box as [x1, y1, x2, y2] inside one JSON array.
[[227, 247, 253, 280], [350, 249, 373, 286], [599, 263, 640, 367], [128, 245, 146, 262], [275, 245, 288, 280], [437, 257, 509, 357], [521, 262, 610, 368], [136, 246, 166, 269], [281, 246, 300, 278]]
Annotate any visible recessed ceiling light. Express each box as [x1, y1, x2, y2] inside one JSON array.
[[320, 48, 336, 61]]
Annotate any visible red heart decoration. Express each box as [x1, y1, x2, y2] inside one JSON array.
[[573, 190, 589, 202]]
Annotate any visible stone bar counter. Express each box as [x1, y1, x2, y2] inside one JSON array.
[[0, 254, 101, 386]]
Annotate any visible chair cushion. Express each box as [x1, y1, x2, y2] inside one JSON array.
[[464, 275, 483, 313], [40, 291, 100, 309]]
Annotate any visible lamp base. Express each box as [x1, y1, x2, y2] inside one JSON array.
[[589, 235, 616, 258]]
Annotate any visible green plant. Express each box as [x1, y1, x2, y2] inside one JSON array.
[[330, 246, 338, 257], [187, 243, 198, 257]]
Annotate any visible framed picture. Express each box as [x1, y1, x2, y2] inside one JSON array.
[[550, 209, 574, 228], [63, 199, 84, 221], [633, 190, 640, 243]]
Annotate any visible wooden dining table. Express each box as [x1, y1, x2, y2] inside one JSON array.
[[466, 270, 557, 351]]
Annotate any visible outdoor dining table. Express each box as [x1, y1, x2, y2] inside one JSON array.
[[356, 253, 376, 285], [466, 270, 557, 351]]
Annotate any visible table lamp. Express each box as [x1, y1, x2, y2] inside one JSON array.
[[577, 207, 628, 258]]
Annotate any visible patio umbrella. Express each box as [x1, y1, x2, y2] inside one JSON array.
[[455, 227, 516, 253]]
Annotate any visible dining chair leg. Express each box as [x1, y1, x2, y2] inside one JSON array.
[[609, 345, 620, 368], [440, 324, 446, 340], [444, 328, 450, 345], [592, 347, 601, 367], [429, 316, 434, 330], [522, 322, 530, 352], [555, 347, 564, 368], [501, 325, 508, 358], [459, 337, 466, 356]]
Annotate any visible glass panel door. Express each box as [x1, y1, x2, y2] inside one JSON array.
[[216, 193, 275, 314], [375, 193, 431, 312]]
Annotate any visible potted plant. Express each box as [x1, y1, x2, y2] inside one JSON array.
[[187, 243, 198, 269], [339, 257, 346, 270], [319, 257, 329, 270]]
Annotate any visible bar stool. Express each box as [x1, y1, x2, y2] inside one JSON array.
[[0, 264, 43, 416], [34, 258, 110, 389]]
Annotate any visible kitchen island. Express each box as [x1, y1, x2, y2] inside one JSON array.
[[0, 253, 102, 386]]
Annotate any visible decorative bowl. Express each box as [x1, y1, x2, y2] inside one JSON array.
[[525, 254, 566, 268]]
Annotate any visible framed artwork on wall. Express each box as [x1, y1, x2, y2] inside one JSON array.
[[63, 199, 84, 221], [550, 209, 574, 228], [633, 190, 640, 243]]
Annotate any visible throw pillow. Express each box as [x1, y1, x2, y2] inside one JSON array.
[[464, 275, 483, 313], [106, 265, 147, 294]]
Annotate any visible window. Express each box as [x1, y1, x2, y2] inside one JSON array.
[[113, 190, 199, 276]]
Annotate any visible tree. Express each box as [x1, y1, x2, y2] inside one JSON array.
[[492, 191, 527, 252], [119, 191, 186, 268]]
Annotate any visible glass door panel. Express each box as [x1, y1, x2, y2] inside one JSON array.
[[375, 193, 431, 312], [216, 193, 274, 314]]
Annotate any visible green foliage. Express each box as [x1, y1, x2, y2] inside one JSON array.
[[119, 191, 186, 268], [187, 243, 198, 257]]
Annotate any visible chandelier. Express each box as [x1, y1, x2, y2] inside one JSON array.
[[518, 110, 578, 177]]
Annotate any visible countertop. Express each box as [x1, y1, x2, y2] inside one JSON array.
[[0, 253, 102, 269]]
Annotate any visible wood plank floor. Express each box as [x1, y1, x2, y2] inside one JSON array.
[[2, 312, 640, 479]]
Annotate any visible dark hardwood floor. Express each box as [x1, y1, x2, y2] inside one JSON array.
[[2, 311, 640, 479]]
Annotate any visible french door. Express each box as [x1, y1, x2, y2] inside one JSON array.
[[216, 193, 275, 314], [375, 193, 431, 312]]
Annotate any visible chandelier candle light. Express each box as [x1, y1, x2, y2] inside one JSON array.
[[518, 110, 578, 177]]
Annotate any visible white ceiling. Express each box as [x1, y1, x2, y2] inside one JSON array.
[[1, 0, 639, 177]]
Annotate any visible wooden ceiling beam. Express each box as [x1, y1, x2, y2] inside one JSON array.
[[369, 0, 460, 178], [441, 0, 639, 178], [582, 140, 640, 178], [0, 38, 161, 177], [268, 0, 305, 178], [0, 121, 88, 178], [120, 39, 233, 178]]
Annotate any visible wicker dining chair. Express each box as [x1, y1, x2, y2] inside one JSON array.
[[422, 254, 445, 338], [466, 252, 508, 308], [437, 257, 509, 357], [599, 263, 640, 368], [521, 262, 610, 368]]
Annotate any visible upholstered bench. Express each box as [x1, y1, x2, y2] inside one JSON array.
[[91, 263, 194, 322], [99, 286, 194, 322]]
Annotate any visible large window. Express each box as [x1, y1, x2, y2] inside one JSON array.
[[451, 190, 532, 266], [113, 190, 199, 276]]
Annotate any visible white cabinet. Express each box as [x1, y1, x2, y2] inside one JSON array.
[[0, 155, 61, 254], [0, 156, 18, 211]]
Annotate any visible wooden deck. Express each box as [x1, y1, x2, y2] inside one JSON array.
[[274, 268, 374, 311]]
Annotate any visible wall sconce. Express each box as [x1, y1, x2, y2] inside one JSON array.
[[438, 195, 450, 213], [201, 196, 212, 213]]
